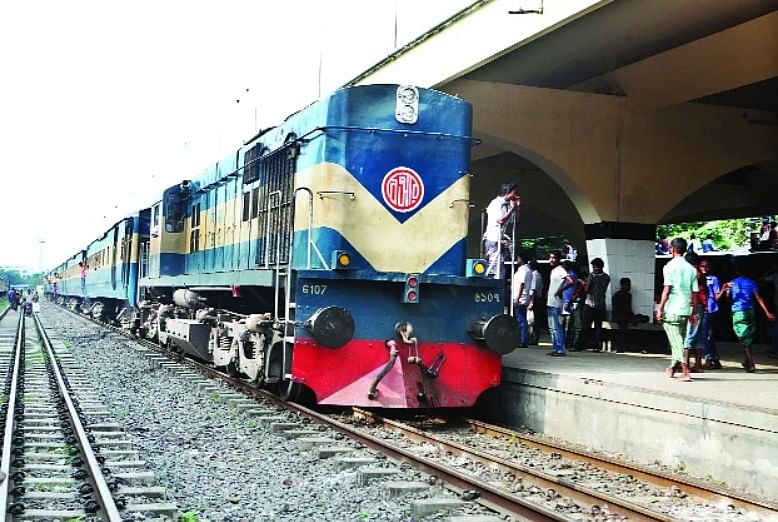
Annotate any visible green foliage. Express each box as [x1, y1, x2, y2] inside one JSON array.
[[0, 268, 44, 287], [658, 216, 775, 251], [179, 511, 200, 522]]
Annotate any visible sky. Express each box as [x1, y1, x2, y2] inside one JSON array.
[[0, 0, 474, 272]]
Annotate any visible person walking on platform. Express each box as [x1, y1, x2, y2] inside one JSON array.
[[546, 252, 570, 356], [657, 237, 699, 382], [567, 268, 588, 350], [559, 260, 579, 350], [699, 260, 722, 369], [683, 253, 705, 372], [512, 255, 532, 348], [582, 258, 610, 352], [483, 182, 520, 279], [764, 263, 778, 359], [718, 262, 775, 373], [528, 259, 544, 345]]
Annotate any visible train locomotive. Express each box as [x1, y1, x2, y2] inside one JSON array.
[[47, 84, 518, 408]]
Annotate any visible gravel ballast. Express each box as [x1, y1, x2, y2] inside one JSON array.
[[40, 305, 500, 522]]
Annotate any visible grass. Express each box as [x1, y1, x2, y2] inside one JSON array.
[[179, 511, 200, 522]]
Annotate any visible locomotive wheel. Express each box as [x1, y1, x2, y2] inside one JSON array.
[[279, 379, 302, 402], [226, 360, 240, 378]]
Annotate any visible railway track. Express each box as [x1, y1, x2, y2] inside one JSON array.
[[345, 410, 778, 521], [0, 310, 177, 520], [53, 302, 778, 521]]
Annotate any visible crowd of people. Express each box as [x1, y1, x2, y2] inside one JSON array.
[[5, 287, 39, 312], [657, 237, 776, 380], [484, 184, 778, 373]]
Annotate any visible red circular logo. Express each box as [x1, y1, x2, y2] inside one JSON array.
[[381, 167, 424, 213]]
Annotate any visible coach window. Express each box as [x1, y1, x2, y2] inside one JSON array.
[[190, 202, 201, 252], [151, 204, 161, 236], [251, 187, 260, 219], [242, 192, 250, 222]]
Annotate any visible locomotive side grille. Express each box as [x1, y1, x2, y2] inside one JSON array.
[[252, 142, 296, 266]]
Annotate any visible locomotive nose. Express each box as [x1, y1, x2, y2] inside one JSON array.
[[468, 314, 519, 355]]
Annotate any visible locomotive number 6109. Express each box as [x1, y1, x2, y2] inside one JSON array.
[[474, 292, 500, 303]]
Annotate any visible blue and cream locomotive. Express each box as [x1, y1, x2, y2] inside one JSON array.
[[48, 84, 518, 408]]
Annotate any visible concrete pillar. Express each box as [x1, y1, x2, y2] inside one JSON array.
[[584, 223, 656, 321]]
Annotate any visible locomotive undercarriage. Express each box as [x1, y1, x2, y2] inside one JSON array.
[[127, 288, 294, 396]]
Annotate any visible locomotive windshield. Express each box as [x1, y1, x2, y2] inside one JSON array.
[[163, 184, 188, 233]]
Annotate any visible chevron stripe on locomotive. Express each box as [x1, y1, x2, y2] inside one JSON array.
[[46, 85, 519, 408]]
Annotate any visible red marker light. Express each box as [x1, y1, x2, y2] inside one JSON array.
[[407, 291, 417, 301], [407, 277, 418, 288]]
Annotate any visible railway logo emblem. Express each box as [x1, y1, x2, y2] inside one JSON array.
[[381, 167, 424, 213]]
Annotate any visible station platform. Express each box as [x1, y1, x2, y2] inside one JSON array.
[[486, 339, 778, 501]]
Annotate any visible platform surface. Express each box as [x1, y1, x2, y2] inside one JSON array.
[[502, 339, 778, 414]]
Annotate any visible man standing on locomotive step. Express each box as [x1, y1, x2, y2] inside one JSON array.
[[483, 182, 520, 279], [657, 238, 699, 382]]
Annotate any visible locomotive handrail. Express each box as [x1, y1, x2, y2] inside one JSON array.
[[264, 191, 283, 269], [448, 198, 475, 208], [292, 187, 328, 270], [316, 190, 356, 201]]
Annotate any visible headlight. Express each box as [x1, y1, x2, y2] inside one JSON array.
[[395, 85, 419, 124], [304, 306, 355, 348], [469, 314, 519, 355]]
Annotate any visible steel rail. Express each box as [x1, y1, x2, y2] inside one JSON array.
[[468, 419, 778, 518], [0, 313, 24, 517], [352, 409, 673, 522], [32, 312, 124, 521], [51, 308, 561, 521], [51, 302, 778, 520]]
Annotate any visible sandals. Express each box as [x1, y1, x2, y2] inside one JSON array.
[[665, 367, 675, 378]]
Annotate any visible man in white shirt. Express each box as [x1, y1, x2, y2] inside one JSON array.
[[483, 182, 520, 279], [512, 255, 532, 348], [546, 252, 572, 356]]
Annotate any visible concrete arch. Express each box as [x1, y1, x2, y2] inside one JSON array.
[[661, 160, 778, 223], [473, 131, 602, 225]]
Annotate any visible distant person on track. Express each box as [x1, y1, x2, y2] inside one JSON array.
[[657, 237, 699, 382], [718, 262, 775, 373], [483, 182, 520, 279], [512, 255, 532, 348]]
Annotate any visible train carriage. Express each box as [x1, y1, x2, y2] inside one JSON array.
[[50, 84, 519, 409]]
